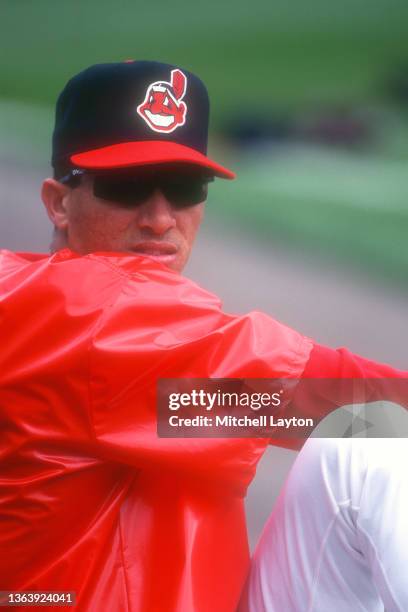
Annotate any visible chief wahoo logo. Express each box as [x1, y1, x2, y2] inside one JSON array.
[[137, 69, 187, 133]]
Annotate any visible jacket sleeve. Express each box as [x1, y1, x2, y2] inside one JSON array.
[[86, 272, 313, 493], [303, 343, 407, 378], [270, 343, 408, 451]]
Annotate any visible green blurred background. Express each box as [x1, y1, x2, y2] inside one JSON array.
[[1, 0, 408, 286]]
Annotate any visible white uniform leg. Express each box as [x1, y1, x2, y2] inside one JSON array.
[[240, 438, 408, 612]]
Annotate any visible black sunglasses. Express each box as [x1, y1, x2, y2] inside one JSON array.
[[59, 167, 214, 208]]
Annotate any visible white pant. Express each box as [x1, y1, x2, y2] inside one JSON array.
[[240, 439, 408, 612]]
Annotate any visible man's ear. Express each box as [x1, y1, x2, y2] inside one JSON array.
[[41, 178, 70, 230]]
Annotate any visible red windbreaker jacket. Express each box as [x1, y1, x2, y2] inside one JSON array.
[[1, 249, 314, 612]]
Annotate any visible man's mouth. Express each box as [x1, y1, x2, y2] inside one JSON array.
[[131, 241, 178, 264], [144, 110, 175, 127]]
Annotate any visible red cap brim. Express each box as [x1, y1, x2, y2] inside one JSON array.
[[70, 141, 235, 179]]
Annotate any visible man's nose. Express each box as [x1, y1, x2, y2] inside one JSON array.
[[136, 189, 177, 235]]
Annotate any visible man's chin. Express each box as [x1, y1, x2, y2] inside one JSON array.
[[136, 252, 178, 267], [61, 243, 185, 273], [127, 250, 184, 273]]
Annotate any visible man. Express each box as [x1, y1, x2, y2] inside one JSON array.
[[0, 60, 406, 612]]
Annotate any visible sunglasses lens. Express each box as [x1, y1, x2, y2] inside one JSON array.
[[92, 171, 212, 207], [162, 178, 209, 207], [93, 176, 153, 205]]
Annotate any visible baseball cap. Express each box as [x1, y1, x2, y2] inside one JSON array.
[[52, 60, 235, 179]]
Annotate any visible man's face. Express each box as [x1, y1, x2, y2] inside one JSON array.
[[45, 167, 207, 273]]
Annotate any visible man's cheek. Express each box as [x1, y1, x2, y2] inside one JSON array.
[[99, 214, 139, 249]]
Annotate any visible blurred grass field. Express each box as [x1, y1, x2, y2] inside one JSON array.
[[2, 0, 408, 115], [212, 146, 408, 285], [1, 0, 408, 286]]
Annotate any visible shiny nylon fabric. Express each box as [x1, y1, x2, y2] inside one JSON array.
[[0, 249, 312, 612]]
